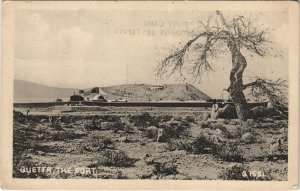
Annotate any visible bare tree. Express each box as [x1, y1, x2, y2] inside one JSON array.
[[156, 11, 287, 121]]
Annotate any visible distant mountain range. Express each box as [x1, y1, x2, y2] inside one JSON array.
[[14, 79, 211, 103], [14, 80, 79, 103]]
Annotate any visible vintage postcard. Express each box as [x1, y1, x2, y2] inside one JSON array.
[[0, 1, 299, 190]]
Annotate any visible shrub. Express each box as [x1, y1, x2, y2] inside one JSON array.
[[123, 124, 135, 134], [240, 132, 256, 144], [153, 161, 178, 176], [32, 144, 64, 154], [208, 123, 232, 138], [100, 115, 121, 122], [60, 115, 73, 124], [49, 130, 86, 141], [13, 110, 28, 123], [83, 136, 114, 151], [159, 115, 173, 123], [83, 119, 100, 131], [112, 122, 126, 133], [14, 110, 49, 124], [222, 124, 251, 139], [102, 137, 113, 146], [198, 121, 209, 128], [191, 134, 219, 154], [129, 113, 160, 129], [172, 116, 182, 121], [167, 140, 193, 152], [83, 115, 124, 131], [13, 125, 38, 153], [187, 134, 244, 162], [195, 113, 210, 121], [145, 126, 158, 139], [184, 116, 195, 123], [209, 123, 227, 131], [217, 142, 244, 162], [98, 150, 136, 167], [51, 123, 64, 131], [162, 125, 180, 140], [160, 121, 189, 141]]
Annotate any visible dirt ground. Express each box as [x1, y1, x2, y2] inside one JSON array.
[[13, 106, 288, 180]]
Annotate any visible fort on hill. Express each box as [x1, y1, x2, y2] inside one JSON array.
[[13, 80, 211, 103]]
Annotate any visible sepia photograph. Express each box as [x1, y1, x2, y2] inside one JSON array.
[[1, 1, 299, 190]]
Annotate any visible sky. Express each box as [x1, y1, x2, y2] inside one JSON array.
[[14, 9, 289, 98]]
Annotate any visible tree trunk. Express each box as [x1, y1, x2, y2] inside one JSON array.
[[228, 45, 250, 121]]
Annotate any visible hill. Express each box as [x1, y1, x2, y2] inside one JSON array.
[[14, 80, 211, 103], [99, 83, 211, 101], [14, 80, 78, 103]]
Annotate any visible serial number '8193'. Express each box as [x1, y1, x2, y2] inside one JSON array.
[[242, 170, 265, 178]]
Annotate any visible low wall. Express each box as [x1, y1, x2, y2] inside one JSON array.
[[13, 101, 268, 108]]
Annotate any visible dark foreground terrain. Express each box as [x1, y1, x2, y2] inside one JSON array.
[[13, 107, 288, 180]]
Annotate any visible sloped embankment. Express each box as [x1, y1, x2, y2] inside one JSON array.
[[100, 83, 211, 101]]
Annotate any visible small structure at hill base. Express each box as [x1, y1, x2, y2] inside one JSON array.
[[92, 94, 107, 102], [149, 86, 164, 91], [70, 94, 84, 102], [55, 98, 62, 102], [81, 87, 108, 95], [91, 87, 100, 94]]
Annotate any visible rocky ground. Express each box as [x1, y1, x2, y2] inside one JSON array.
[[13, 108, 288, 180]]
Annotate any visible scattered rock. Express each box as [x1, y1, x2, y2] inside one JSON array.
[[171, 116, 182, 121], [279, 127, 286, 134], [211, 134, 223, 144], [140, 174, 152, 179], [229, 119, 240, 125], [100, 122, 119, 130], [247, 119, 254, 124], [225, 125, 242, 138], [207, 118, 217, 123], [118, 135, 128, 143], [146, 126, 158, 139], [264, 118, 275, 123], [157, 128, 164, 142], [241, 132, 255, 143], [159, 120, 183, 128], [151, 175, 158, 180], [40, 119, 47, 123], [202, 113, 210, 121], [216, 119, 226, 123], [195, 113, 210, 121], [144, 157, 155, 165], [269, 137, 283, 155], [147, 126, 158, 131], [165, 175, 175, 179], [199, 121, 209, 128], [223, 119, 230, 124], [215, 129, 222, 135], [73, 130, 87, 136], [278, 134, 288, 142], [37, 151, 45, 156]]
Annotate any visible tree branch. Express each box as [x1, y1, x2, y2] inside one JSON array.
[[156, 32, 213, 80], [242, 80, 258, 90], [157, 11, 276, 86], [245, 77, 288, 111]]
